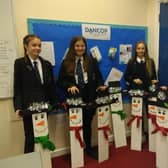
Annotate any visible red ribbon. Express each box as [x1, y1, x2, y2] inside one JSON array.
[[61, 102, 67, 110], [69, 126, 85, 148], [148, 113, 157, 126], [152, 124, 168, 136], [127, 115, 142, 128], [98, 125, 111, 140]]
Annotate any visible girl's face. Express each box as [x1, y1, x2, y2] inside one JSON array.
[[25, 37, 41, 59], [136, 43, 145, 58], [74, 40, 86, 57]]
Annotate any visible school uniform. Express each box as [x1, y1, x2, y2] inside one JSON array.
[[124, 57, 157, 91], [13, 55, 56, 153], [58, 56, 104, 152]]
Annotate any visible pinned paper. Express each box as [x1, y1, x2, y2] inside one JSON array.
[[41, 41, 55, 65], [90, 46, 102, 62], [108, 47, 117, 59], [105, 67, 123, 85]]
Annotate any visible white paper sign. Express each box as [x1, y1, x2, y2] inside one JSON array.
[[82, 24, 110, 40]]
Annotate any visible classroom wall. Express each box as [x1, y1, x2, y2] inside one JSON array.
[[0, 0, 159, 158]]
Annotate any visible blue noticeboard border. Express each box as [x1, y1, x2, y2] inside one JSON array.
[[28, 18, 147, 103]]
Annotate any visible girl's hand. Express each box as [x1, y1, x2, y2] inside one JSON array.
[[97, 85, 107, 91], [67, 86, 79, 95], [133, 78, 143, 84], [160, 86, 168, 90], [151, 80, 158, 84], [15, 109, 22, 118]]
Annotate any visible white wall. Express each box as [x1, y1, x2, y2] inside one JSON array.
[[0, 0, 159, 158]]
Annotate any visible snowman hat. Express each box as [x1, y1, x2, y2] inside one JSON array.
[[108, 81, 121, 93], [66, 92, 84, 107], [95, 89, 111, 106], [156, 88, 168, 108], [148, 83, 159, 99], [128, 89, 144, 97]]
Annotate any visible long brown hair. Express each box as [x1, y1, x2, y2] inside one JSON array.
[[132, 41, 153, 78], [64, 36, 89, 74]]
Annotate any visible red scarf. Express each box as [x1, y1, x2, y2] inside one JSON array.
[[127, 115, 142, 128], [152, 124, 168, 136], [98, 125, 111, 140], [69, 126, 85, 148], [148, 113, 157, 126]]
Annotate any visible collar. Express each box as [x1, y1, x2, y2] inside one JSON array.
[[28, 55, 40, 65], [75, 56, 83, 62], [137, 57, 145, 63]]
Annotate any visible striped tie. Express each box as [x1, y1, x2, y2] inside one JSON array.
[[76, 59, 84, 88]]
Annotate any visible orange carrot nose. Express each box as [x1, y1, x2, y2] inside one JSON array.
[[158, 115, 165, 120], [132, 104, 138, 108], [36, 120, 45, 126], [99, 112, 104, 117], [149, 106, 155, 110], [70, 115, 77, 120]]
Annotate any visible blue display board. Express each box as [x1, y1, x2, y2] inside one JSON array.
[[28, 19, 147, 91]]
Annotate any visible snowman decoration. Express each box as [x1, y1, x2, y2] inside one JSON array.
[[148, 84, 158, 152], [67, 94, 84, 168], [127, 90, 143, 151], [31, 102, 55, 168], [108, 81, 127, 148], [96, 90, 111, 163], [152, 89, 168, 168]]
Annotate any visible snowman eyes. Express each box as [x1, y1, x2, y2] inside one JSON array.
[[34, 114, 45, 120], [41, 114, 44, 118], [105, 107, 109, 111], [133, 99, 140, 103], [71, 109, 79, 113], [158, 110, 166, 115], [98, 107, 109, 112]]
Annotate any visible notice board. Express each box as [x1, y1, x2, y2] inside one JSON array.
[[28, 19, 147, 93]]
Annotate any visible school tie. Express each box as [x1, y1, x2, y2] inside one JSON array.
[[76, 59, 85, 88], [140, 60, 144, 64], [33, 61, 41, 83]]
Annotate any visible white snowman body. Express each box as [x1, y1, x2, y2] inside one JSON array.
[[69, 107, 84, 168], [110, 92, 127, 148], [130, 96, 143, 151], [97, 104, 110, 163]]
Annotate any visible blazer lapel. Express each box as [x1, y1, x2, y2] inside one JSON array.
[[39, 57, 47, 84], [24, 55, 33, 71]]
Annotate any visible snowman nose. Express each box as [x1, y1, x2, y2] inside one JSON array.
[[70, 115, 77, 120], [158, 115, 165, 120]]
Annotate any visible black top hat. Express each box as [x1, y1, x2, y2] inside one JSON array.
[[108, 81, 120, 87], [148, 84, 159, 105], [156, 88, 168, 108], [95, 89, 110, 106], [108, 81, 121, 93], [66, 92, 84, 107]]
